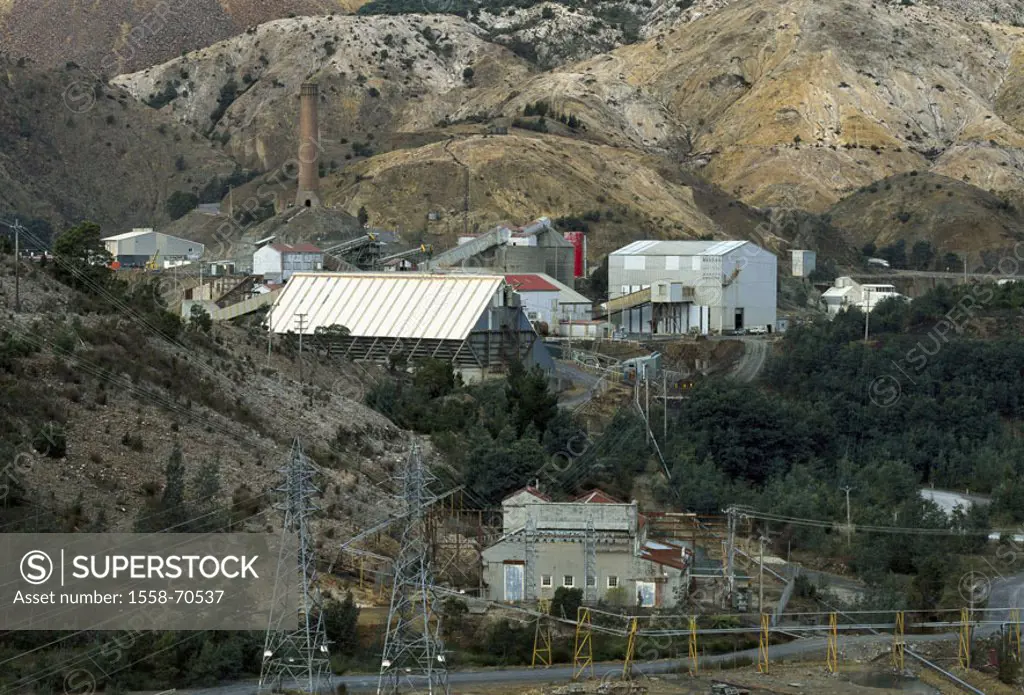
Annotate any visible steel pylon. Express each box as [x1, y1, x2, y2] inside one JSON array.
[[377, 444, 450, 695], [259, 439, 332, 695]]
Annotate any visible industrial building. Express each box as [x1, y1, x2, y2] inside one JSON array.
[[253, 243, 324, 282], [266, 272, 553, 381], [102, 229, 204, 268], [790, 250, 816, 277], [821, 277, 906, 315], [426, 218, 576, 286], [505, 273, 593, 334], [481, 488, 691, 608], [606, 240, 778, 335]]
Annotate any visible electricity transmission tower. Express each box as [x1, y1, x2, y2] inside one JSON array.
[[260, 439, 332, 695], [378, 444, 450, 695]]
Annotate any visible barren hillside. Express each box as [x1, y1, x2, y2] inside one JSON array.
[[0, 0, 351, 73], [827, 171, 1024, 255], [112, 14, 532, 170], [0, 253, 408, 536], [0, 57, 237, 237]]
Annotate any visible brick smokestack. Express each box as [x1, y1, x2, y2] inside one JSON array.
[[296, 82, 321, 208]]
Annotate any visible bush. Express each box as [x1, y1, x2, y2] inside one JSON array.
[[33, 422, 67, 458], [166, 191, 198, 220], [550, 586, 583, 620]]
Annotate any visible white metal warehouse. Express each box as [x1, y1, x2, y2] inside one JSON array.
[[266, 272, 553, 381], [607, 240, 778, 334], [102, 228, 204, 268]]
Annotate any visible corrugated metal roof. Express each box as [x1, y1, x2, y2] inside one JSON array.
[[267, 272, 505, 340], [610, 239, 750, 256], [505, 274, 559, 292], [102, 229, 155, 241], [535, 273, 593, 305], [270, 243, 322, 253]]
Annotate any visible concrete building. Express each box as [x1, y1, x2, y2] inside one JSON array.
[[607, 240, 778, 335], [427, 218, 575, 286], [253, 243, 324, 282], [790, 250, 816, 277], [266, 272, 553, 381], [821, 277, 907, 316], [505, 273, 593, 334], [102, 229, 204, 268], [481, 488, 690, 608]]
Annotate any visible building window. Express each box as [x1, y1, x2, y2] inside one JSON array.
[[541, 575, 552, 588], [563, 575, 574, 588], [586, 576, 596, 588], [607, 576, 619, 589]]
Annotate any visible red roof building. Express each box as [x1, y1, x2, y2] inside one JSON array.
[[504, 274, 559, 293]]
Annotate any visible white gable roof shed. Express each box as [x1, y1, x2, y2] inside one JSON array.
[[267, 272, 506, 340]]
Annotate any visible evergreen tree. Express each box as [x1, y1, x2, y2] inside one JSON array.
[[190, 453, 224, 532], [136, 443, 188, 532], [323, 592, 360, 654]]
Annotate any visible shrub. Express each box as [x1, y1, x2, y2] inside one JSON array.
[[33, 422, 67, 458], [166, 191, 198, 220], [550, 586, 583, 619]]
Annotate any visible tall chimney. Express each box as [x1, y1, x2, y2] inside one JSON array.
[[296, 82, 321, 208]]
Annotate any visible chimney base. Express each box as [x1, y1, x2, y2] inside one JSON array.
[[296, 190, 321, 208]]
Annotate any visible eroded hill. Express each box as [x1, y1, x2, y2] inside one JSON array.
[[0, 57, 237, 237]]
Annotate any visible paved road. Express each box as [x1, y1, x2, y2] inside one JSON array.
[[728, 337, 769, 383], [918, 488, 990, 515], [178, 632, 960, 695], [555, 360, 605, 410]]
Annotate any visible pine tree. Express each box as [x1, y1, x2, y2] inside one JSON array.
[[136, 443, 188, 532], [190, 453, 224, 532]]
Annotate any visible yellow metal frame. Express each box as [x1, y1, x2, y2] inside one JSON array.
[[1012, 608, 1021, 662], [826, 612, 838, 674], [958, 607, 971, 671], [573, 606, 594, 680], [892, 611, 905, 672], [532, 600, 553, 668], [622, 618, 639, 680], [688, 616, 699, 676], [757, 613, 770, 674]]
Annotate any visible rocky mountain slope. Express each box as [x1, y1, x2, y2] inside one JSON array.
[[0, 0, 349, 73], [101, 0, 1024, 262], [112, 14, 532, 170], [0, 253, 407, 534], [827, 171, 1024, 257], [0, 57, 237, 237]]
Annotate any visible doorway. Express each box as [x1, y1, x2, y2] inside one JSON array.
[[503, 563, 524, 602], [734, 308, 744, 331]]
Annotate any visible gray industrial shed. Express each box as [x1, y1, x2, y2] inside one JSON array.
[[481, 488, 690, 608], [102, 228, 204, 267], [266, 272, 553, 381]]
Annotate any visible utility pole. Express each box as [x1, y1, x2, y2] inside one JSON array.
[[564, 307, 571, 359], [1, 218, 22, 313], [259, 439, 331, 695], [645, 368, 650, 443], [758, 535, 767, 614], [13, 219, 20, 313], [725, 506, 736, 608], [662, 369, 668, 443], [963, 250, 968, 283], [863, 288, 870, 343], [841, 486, 853, 547], [296, 313, 308, 383]]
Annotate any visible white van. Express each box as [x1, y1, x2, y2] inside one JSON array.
[[747, 325, 769, 335]]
